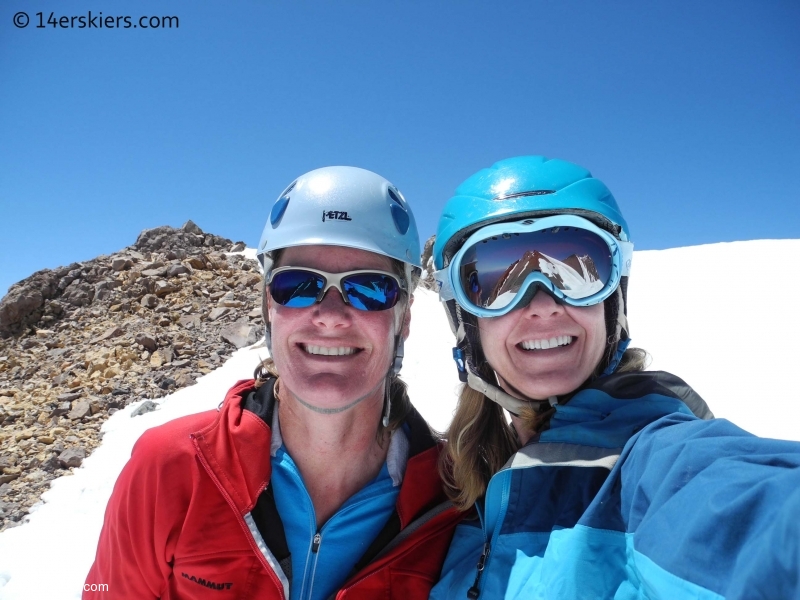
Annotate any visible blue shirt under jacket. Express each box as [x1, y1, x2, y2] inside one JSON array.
[[430, 370, 800, 600]]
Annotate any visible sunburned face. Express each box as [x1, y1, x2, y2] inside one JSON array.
[[267, 245, 410, 413], [478, 290, 607, 401]]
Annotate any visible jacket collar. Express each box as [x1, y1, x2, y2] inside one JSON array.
[[190, 378, 272, 515], [190, 376, 446, 524]]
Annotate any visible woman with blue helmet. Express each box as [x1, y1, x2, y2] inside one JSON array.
[[84, 167, 462, 600], [429, 156, 800, 599]]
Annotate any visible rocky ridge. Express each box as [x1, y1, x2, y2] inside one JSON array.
[[0, 221, 263, 531]]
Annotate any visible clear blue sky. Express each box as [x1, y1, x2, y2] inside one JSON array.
[[1, 0, 798, 296]]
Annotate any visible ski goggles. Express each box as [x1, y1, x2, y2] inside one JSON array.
[[267, 267, 404, 311], [434, 215, 633, 317]]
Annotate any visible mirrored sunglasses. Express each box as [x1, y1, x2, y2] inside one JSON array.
[[267, 267, 403, 311]]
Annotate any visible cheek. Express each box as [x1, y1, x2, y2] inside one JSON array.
[[574, 305, 607, 363], [477, 315, 514, 363]]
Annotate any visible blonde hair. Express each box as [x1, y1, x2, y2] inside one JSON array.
[[439, 346, 649, 511]]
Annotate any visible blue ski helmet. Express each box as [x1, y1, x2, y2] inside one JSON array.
[[433, 156, 634, 412], [433, 155, 630, 271]]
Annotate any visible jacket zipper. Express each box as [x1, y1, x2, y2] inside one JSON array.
[[466, 470, 512, 599], [466, 542, 491, 599], [312, 532, 321, 553], [328, 500, 458, 600], [191, 435, 288, 599]]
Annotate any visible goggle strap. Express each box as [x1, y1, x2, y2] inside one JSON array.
[[615, 285, 629, 337], [619, 241, 634, 277], [433, 268, 455, 301]]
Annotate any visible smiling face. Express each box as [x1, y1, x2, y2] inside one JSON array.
[[478, 290, 607, 400], [267, 245, 409, 412]]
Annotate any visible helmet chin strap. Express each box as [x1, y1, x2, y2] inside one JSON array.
[[383, 334, 405, 427], [464, 362, 548, 416]]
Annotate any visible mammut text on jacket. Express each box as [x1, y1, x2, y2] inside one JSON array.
[[84, 379, 463, 599]]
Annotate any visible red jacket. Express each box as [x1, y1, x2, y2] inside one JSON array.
[[84, 379, 462, 599]]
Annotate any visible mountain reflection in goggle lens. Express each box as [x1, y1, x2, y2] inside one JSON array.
[[460, 227, 613, 309]]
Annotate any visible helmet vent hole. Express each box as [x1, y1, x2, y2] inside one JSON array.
[[390, 203, 410, 235], [388, 187, 404, 206], [270, 195, 291, 228], [281, 180, 297, 197]]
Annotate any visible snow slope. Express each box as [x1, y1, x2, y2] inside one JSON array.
[[0, 239, 798, 599]]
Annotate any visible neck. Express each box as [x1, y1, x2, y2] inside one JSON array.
[[277, 380, 390, 528]]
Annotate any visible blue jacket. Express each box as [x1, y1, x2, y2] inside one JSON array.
[[431, 371, 800, 600]]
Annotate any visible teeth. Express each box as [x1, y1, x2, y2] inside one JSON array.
[[304, 345, 356, 356], [521, 336, 573, 351]]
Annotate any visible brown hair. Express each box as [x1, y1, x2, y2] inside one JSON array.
[[439, 345, 649, 511]]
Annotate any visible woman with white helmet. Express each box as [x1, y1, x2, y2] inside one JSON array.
[[84, 167, 462, 600], [429, 156, 800, 599]]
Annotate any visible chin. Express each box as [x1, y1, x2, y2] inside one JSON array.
[[518, 374, 585, 400], [296, 377, 376, 408]]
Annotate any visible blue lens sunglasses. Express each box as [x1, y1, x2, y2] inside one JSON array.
[[267, 267, 404, 311]]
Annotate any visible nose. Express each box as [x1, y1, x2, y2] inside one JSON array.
[[311, 287, 352, 328], [521, 288, 565, 319]]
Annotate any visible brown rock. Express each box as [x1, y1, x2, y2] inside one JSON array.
[[149, 351, 164, 368], [167, 264, 190, 277], [186, 256, 205, 270], [154, 280, 179, 297], [135, 333, 158, 352], [14, 429, 34, 441], [50, 402, 71, 418], [111, 258, 133, 271], [240, 273, 262, 288], [103, 367, 120, 379], [140, 294, 158, 309], [91, 326, 124, 343], [178, 314, 200, 329], [67, 400, 92, 420], [207, 307, 230, 322], [58, 448, 86, 468], [220, 323, 260, 349], [142, 268, 168, 278]]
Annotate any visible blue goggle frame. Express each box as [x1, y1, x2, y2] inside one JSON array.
[[433, 215, 633, 317]]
